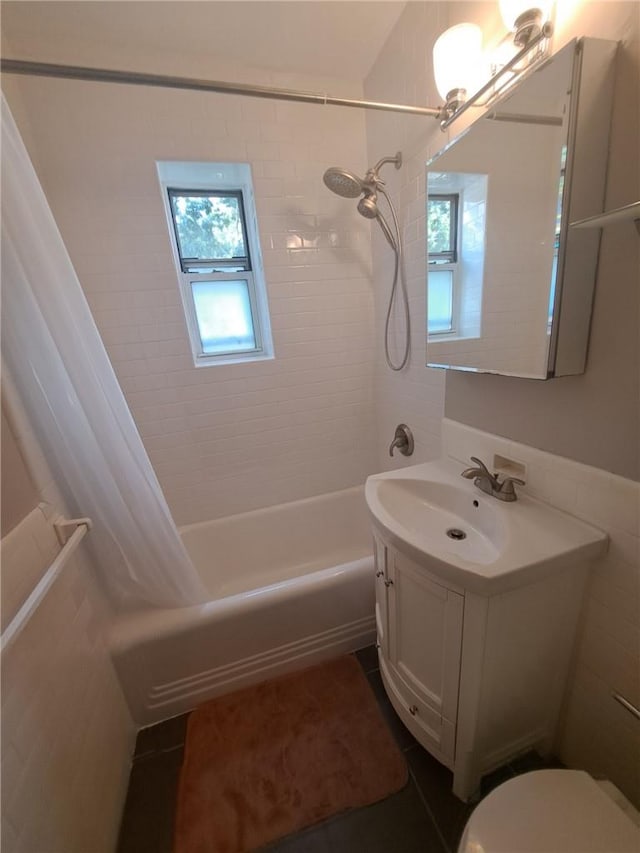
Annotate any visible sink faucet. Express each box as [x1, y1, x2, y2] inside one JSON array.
[[461, 456, 525, 502]]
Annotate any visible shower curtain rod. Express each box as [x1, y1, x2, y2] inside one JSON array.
[[1, 58, 442, 117]]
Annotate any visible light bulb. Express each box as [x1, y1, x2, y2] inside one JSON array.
[[432, 23, 484, 104]]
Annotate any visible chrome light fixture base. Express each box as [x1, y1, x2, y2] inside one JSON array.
[[441, 87, 468, 121], [438, 20, 553, 130], [513, 7, 544, 47]]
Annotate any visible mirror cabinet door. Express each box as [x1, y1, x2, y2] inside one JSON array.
[[426, 38, 617, 379]]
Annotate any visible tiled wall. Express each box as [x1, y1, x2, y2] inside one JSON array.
[[362, 3, 502, 474], [457, 173, 485, 340], [1, 391, 135, 851], [5, 65, 376, 526], [1, 407, 38, 536], [443, 418, 640, 806]]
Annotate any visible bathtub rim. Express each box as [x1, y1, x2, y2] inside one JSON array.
[[109, 554, 373, 654]]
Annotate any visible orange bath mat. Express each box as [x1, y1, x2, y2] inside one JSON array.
[[174, 655, 408, 853]]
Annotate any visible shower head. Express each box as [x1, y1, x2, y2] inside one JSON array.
[[323, 153, 402, 201], [323, 153, 402, 252], [322, 167, 364, 199]]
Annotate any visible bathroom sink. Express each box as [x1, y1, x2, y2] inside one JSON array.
[[374, 478, 506, 566], [365, 460, 607, 594]]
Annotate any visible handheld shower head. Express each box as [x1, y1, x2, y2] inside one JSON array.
[[357, 192, 379, 219], [322, 167, 364, 199]]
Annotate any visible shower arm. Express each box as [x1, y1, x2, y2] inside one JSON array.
[[372, 153, 403, 175], [364, 153, 403, 190]]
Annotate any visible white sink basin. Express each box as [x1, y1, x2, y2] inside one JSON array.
[[365, 460, 607, 594]]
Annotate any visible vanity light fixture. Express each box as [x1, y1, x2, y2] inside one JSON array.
[[433, 5, 554, 129], [433, 24, 485, 121]]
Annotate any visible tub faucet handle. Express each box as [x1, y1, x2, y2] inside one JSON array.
[[389, 424, 414, 457]]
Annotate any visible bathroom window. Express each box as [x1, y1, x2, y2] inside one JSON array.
[[427, 194, 459, 335], [157, 162, 273, 366]]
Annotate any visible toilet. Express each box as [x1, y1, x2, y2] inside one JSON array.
[[458, 769, 640, 853]]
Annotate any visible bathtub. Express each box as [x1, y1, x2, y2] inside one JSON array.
[[110, 486, 375, 725]]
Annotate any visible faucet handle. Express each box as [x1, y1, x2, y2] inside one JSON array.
[[389, 424, 414, 457], [469, 456, 492, 477], [467, 457, 500, 486], [498, 476, 526, 497]]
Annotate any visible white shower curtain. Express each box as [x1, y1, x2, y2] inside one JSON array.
[[1, 95, 207, 609]]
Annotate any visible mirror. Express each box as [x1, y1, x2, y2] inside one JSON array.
[[426, 38, 617, 378]]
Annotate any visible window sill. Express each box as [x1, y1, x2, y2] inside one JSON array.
[[193, 352, 275, 368], [428, 333, 481, 344]]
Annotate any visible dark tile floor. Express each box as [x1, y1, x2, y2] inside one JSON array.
[[117, 646, 560, 853]]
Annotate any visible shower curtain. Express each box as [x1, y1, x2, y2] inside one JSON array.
[[1, 95, 207, 609]]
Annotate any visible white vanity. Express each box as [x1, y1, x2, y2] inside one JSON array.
[[365, 459, 607, 801]]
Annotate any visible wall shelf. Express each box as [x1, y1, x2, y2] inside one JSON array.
[[570, 200, 640, 231]]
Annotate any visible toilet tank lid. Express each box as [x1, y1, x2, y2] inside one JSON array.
[[458, 769, 640, 853]]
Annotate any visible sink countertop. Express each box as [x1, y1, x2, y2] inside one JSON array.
[[365, 459, 608, 596]]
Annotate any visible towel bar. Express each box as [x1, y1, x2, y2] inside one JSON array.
[[1, 516, 92, 653]]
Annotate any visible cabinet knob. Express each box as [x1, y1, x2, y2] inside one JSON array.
[[409, 705, 418, 716], [375, 642, 381, 650], [375, 570, 384, 578], [384, 579, 394, 587]]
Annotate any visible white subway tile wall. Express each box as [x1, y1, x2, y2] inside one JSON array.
[[1, 508, 135, 852], [443, 417, 640, 805], [363, 1, 451, 474], [9, 73, 376, 525]]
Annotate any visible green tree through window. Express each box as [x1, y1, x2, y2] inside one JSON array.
[[170, 193, 247, 263], [428, 198, 453, 255]]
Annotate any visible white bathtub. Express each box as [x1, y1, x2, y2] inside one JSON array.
[[110, 487, 375, 725]]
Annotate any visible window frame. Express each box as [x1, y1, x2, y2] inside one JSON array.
[[427, 264, 456, 336], [427, 192, 460, 337], [157, 162, 273, 367], [427, 193, 459, 265], [185, 272, 263, 358], [167, 188, 252, 274]]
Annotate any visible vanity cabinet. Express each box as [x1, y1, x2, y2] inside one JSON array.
[[375, 535, 462, 763], [373, 528, 589, 802]]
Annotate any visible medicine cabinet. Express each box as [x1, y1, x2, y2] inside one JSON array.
[[426, 38, 617, 379]]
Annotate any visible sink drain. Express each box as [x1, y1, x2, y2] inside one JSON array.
[[446, 528, 467, 541]]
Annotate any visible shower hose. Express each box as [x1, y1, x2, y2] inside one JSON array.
[[377, 186, 411, 371]]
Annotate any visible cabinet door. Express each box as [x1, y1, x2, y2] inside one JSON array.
[[373, 533, 388, 655], [388, 549, 463, 723]]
